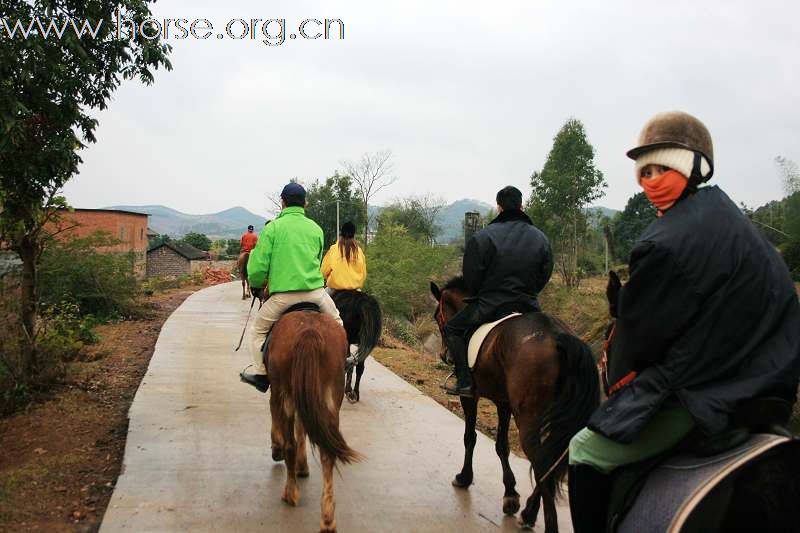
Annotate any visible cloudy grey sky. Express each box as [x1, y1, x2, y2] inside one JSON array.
[[62, 0, 800, 217]]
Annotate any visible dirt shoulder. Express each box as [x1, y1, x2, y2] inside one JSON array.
[[0, 286, 203, 533]]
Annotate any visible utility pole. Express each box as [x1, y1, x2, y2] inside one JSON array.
[[336, 200, 340, 238]]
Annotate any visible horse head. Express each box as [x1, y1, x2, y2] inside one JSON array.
[[430, 277, 471, 365]]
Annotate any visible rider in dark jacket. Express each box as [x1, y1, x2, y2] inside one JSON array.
[[442, 186, 553, 396], [567, 111, 800, 533]]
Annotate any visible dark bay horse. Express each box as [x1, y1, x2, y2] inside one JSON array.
[[331, 290, 382, 403], [237, 251, 250, 299], [431, 277, 600, 533], [267, 310, 361, 533]]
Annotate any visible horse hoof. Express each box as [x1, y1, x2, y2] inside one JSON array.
[[319, 522, 337, 533], [297, 468, 310, 478], [346, 391, 358, 404], [272, 448, 284, 462], [452, 473, 472, 488], [517, 519, 534, 531], [281, 486, 299, 506], [503, 495, 520, 515]]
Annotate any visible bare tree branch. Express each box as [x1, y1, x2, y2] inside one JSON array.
[[341, 150, 397, 247]]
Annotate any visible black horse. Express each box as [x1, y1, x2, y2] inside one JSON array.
[[331, 290, 382, 403]]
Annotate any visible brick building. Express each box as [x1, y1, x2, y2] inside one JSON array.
[[146, 242, 209, 278], [52, 209, 149, 276]]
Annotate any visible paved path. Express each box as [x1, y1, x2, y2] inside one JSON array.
[[101, 283, 572, 532]]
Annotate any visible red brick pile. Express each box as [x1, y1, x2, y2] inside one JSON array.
[[203, 268, 233, 285]]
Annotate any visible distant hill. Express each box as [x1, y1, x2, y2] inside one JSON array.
[[587, 206, 619, 219], [105, 205, 268, 239], [436, 199, 494, 243]]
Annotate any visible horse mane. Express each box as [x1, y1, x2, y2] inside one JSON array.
[[443, 276, 472, 295]]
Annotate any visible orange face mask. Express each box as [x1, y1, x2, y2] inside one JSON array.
[[640, 170, 688, 213]]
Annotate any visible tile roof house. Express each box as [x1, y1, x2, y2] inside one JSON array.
[[146, 242, 210, 278]]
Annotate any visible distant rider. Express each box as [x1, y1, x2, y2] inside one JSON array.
[[239, 224, 258, 254]]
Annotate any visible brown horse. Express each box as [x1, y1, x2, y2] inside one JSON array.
[[431, 278, 600, 533], [267, 310, 361, 533], [237, 251, 250, 299]]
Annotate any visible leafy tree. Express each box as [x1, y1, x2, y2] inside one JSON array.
[[226, 238, 241, 256], [305, 172, 367, 248], [527, 118, 607, 287], [148, 233, 171, 249], [179, 232, 212, 251], [611, 192, 657, 263], [365, 223, 458, 319], [782, 239, 800, 281], [377, 194, 445, 245], [0, 0, 171, 381], [776, 156, 800, 196]]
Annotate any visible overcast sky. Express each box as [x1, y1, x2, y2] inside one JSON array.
[[62, 0, 800, 217]]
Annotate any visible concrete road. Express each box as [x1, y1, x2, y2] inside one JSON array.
[[101, 283, 572, 532]]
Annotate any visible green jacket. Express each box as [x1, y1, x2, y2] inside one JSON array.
[[247, 206, 325, 293]]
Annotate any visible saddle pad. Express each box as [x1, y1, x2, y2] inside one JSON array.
[[616, 433, 793, 533], [467, 313, 521, 368]]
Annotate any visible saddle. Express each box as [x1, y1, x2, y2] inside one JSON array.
[[260, 302, 321, 360], [466, 313, 521, 368], [609, 397, 797, 533]]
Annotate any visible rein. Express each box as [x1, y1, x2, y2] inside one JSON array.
[[234, 294, 259, 351], [599, 321, 638, 395]]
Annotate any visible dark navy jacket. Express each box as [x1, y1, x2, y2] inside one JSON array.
[[591, 186, 800, 443], [463, 209, 553, 321]]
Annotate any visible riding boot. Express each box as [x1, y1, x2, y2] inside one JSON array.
[[568, 464, 613, 533], [442, 335, 473, 397]]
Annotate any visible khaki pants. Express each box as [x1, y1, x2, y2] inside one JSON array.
[[249, 288, 343, 375]]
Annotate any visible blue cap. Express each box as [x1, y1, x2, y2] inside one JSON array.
[[281, 182, 306, 199]]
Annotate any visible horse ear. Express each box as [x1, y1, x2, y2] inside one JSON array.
[[607, 270, 621, 318], [430, 281, 442, 301]]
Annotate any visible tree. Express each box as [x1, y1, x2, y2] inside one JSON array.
[[527, 118, 607, 287], [377, 194, 445, 245], [148, 233, 172, 249], [611, 192, 657, 263], [226, 239, 241, 256], [0, 1, 171, 381], [776, 156, 800, 196], [179, 232, 212, 251], [305, 172, 367, 247], [342, 150, 397, 247]]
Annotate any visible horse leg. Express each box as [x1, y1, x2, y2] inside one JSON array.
[[295, 417, 309, 478], [541, 477, 559, 533], [353, 360, 365, 402], [281, 412, 300, 506], [242, 278, 247, 300], [270, 393, 285, 462], [496, 402, 520, 515], [452, 395, 478, 488], [319, 450, 337, 533], [517, 413, 543, 529], [345, 366, 355, 403]]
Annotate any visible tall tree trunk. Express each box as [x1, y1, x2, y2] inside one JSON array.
[[17, 236, 38, 381]]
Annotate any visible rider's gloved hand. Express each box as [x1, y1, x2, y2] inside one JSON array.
[[251, 287, 264, 300]]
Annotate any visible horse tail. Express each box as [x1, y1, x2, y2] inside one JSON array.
[[354, 294, 382, 363], [530, 332, 600, 495], [291, 327, 361, 464]]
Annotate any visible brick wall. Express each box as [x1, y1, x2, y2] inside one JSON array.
[[146, 247, 191, 278], [51, 209, 149, 276]]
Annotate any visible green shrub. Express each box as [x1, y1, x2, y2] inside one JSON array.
[[384, 316, 421, 348], [39, 232, 138, 320], [781, 239, 800, 281], [365, 224, 459, 320]]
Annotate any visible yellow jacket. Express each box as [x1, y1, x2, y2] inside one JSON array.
[[321, 242, 367, 290]]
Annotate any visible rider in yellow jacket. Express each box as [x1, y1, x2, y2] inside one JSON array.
[[320, 221, 366, 295]]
